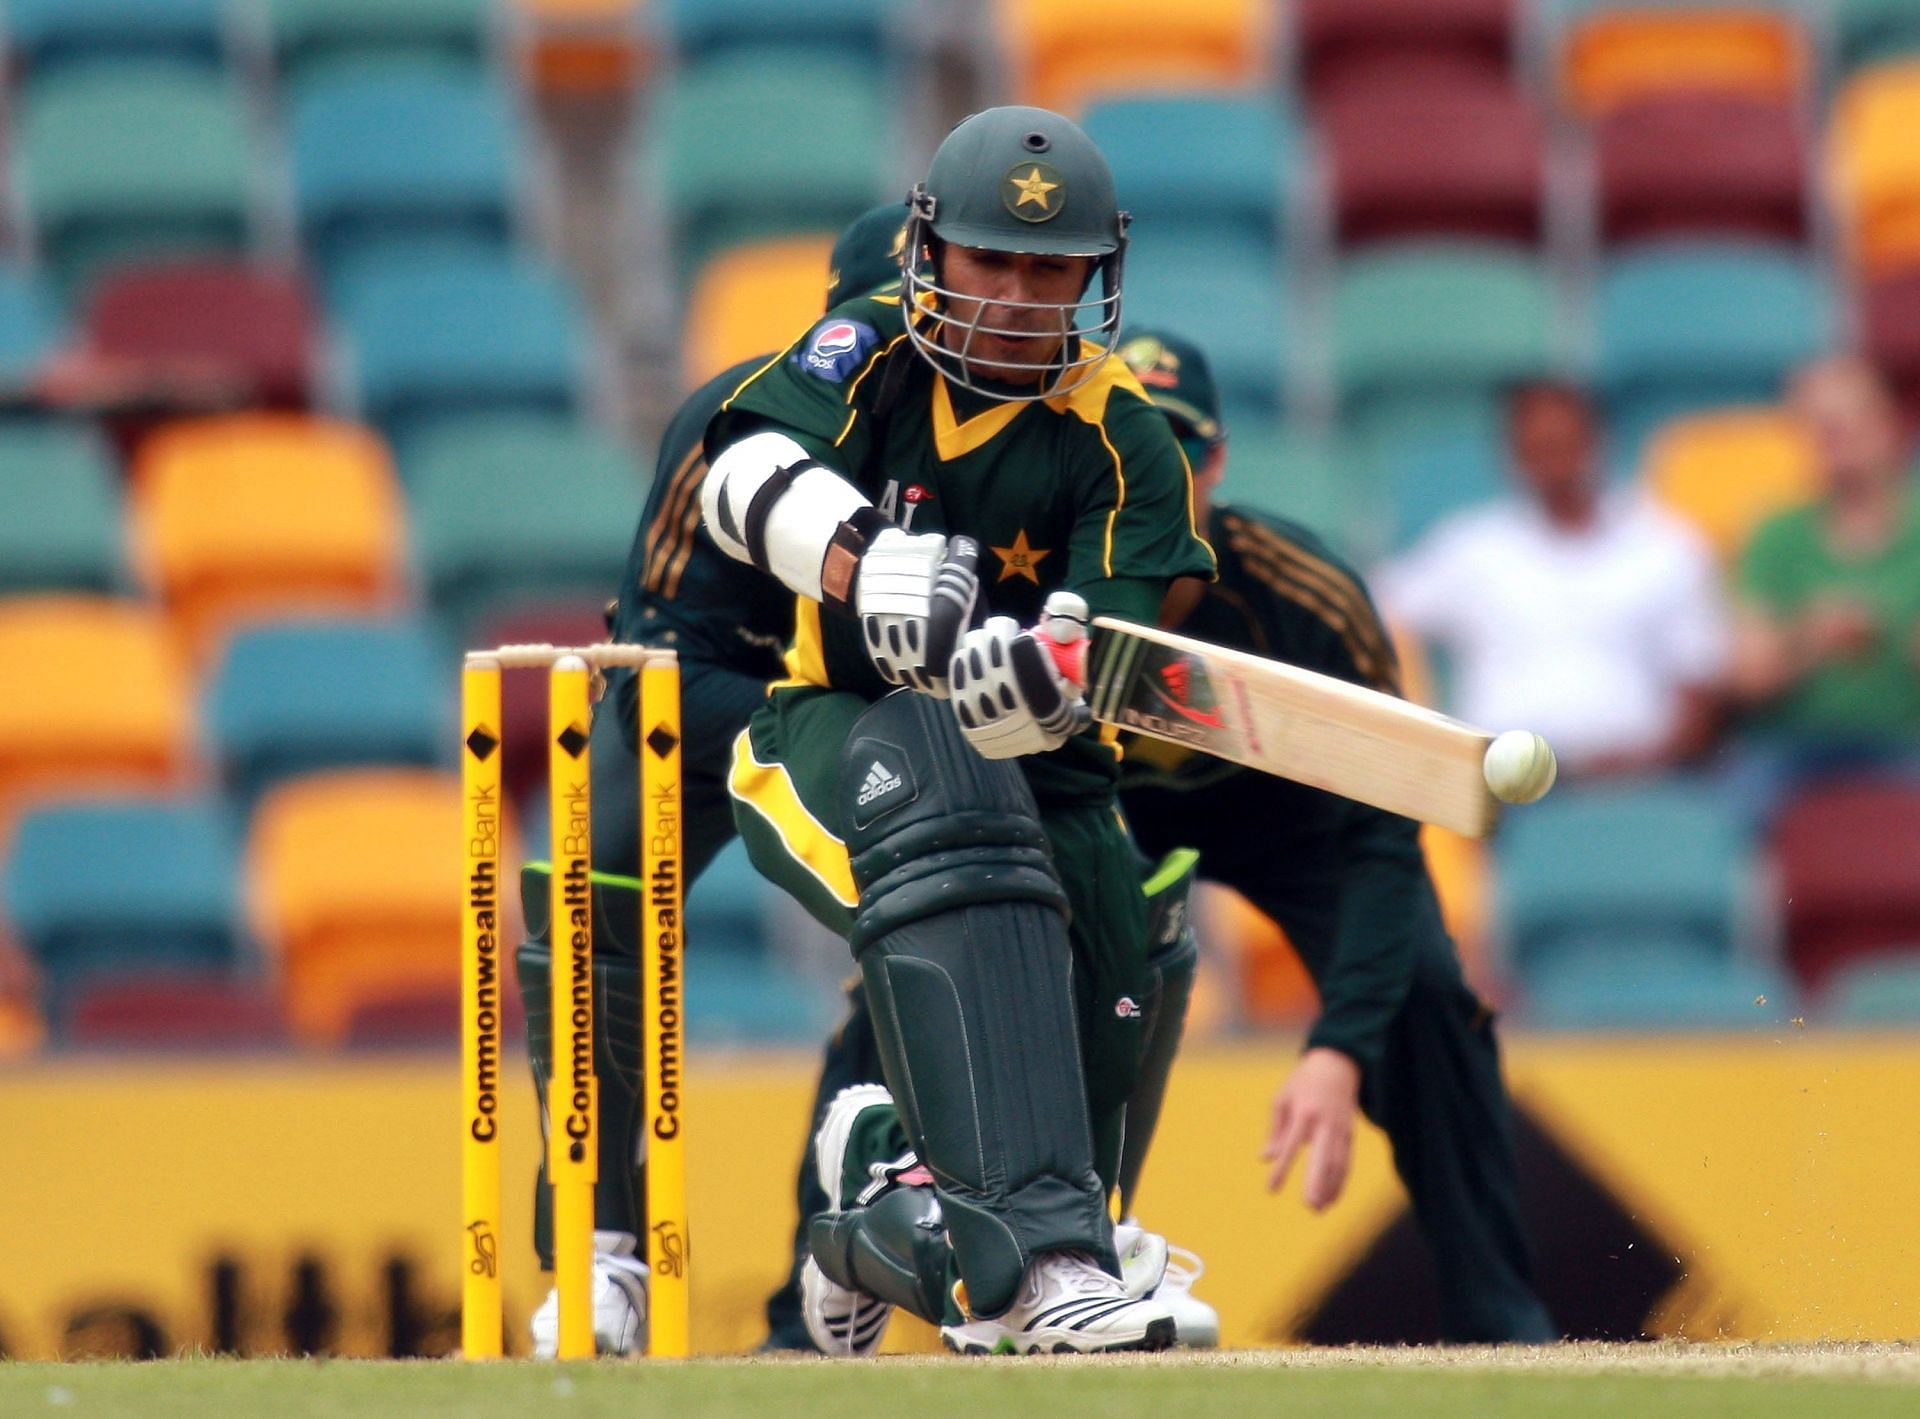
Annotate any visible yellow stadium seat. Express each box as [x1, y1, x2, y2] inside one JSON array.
[[249, 768, 517, 1046], [682, 234, 836, 387], [996, 0, 1273, 116], [129, 414, 407, 661], [1831, 61, 1920, 276], [0, 596, 195, 841], [1564, 10, 1807, 118], [1644, 406, 1820, 562]]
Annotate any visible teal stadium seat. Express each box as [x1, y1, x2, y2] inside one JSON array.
[[660, 0, 894, 69], [1083, 95, 1292, 254], [17, 63, 255, 295], [1822, 951, 1920, 1025], [683, 839, 839, 1045], [266, 0, 492, 83], [1838, 0, 1920, 72], [1332, 242, 1554, 458], [0, 423, 124, 594], [2, 795, 245, 1011], [1123, 231, 1286, 421], [1496, 779, 1754, 973], [1524, 940, 1801, 1032], [205, 617, 449, 805], [1216, 423, 1362, 558], [290, 59, 518, 280], [406, 414, 640, 635], [1596, 239, 1826, 469], [0, 264, 63, 387], [332, 247, 584, 438], [4, 0, 226, 77], [1379, 422, 1509, 553], [648, 55, 889, 276]]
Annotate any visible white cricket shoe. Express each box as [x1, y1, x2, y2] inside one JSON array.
[[1158, 1244, 1220, 1348], [530, 1233, 649, 1357], [1113, 1222, 1169, 1299], [802, 1083, 898, 1357], [941, 1250, 1178, 1355]]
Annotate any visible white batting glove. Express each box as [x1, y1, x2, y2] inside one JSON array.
[[948, 607, 1089, 759], [856, 529, 980, 698]]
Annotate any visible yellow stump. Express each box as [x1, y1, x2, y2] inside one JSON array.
[[548, 655, 598, 1360], [459, 657, 505, 1359], [639, 655, 690, 1357]]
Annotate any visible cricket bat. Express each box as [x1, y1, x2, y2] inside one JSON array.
[[1045, 616, 1535, 838]]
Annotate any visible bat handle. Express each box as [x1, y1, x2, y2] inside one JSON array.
[[1033, 624, 1088, 689]]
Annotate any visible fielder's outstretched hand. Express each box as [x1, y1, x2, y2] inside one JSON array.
[[1263, 1047, 1362, 1212]]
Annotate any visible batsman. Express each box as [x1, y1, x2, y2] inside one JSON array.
[[700, 104, 1215, 1352]]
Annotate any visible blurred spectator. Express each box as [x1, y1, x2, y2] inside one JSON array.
[[1376, 380, 1728, 778], [1730, 356, 1920, 752]]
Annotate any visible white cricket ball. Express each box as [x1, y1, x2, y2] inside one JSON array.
[[1483, 730, 1558, 805]]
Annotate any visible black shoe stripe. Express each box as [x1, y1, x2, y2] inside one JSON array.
[[1066, 1300, 1140, 1331]]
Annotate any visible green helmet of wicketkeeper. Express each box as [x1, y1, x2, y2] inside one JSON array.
[[902, 105, 1130, 401]]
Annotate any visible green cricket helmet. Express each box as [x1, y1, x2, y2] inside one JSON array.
[[903, 105, 1131, 402], [825, 201, 909, 310]]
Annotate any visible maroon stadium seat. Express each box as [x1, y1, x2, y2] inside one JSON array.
[[1595, 95, 1807, 244], [62, 972, 288, 1050], [342, 984, 524, 1049], [81, 260, 319, 410], [1861, 268, 1920, 434], [1296, 0, 1514, 100], [474, 599, 618, 811], [1771, 776, 1920, 991], [1321, 60, 1545, 246]]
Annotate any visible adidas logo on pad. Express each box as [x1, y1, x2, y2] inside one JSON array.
[[856, 760, 904, 807]]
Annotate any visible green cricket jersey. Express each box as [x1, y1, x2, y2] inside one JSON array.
[[1119, 504, 1447, 1077], [707, 291, 1217, 798]]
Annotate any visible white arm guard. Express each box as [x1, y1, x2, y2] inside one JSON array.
[[701, 430, 882, 608]]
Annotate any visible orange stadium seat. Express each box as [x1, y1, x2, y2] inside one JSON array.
[[0, 596, 195, 839], [1642, 406, 1819, 561], [1562, 9, 1807, 118], [128, 414, 407, 660], [1831, 61, 1920, 276], [995, 0, 1273, 116], [682, 234, 835, 388], [249, 768, 513, 1045], [513, 0, 650, 99]]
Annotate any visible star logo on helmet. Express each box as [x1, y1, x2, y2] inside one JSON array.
[[1003, 162, 1065, 222]]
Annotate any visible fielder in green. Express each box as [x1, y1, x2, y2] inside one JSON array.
[[701, 105, 1215, 1353]]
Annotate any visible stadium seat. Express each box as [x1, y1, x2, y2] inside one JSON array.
[[1332, 243, 1554, 435], [0, 596, 195, 831], [289, 59, 519, 280], [128, 414, 407, 659], [1496, 779, 1755, 972], [1523, 940, 1800, 1031], [1831, 60, 1920, 275], [0, 424, 124, 595], [2, 796, 243, 1008], [682, 235, 835, 387], [249, 767, 489, 1044], [60, 971, 289, 1049], [1560, 8, 1808, 118], [205, 617, 449, 805], [1595, 241, 1826, 467], [1378, 424, 1509, 553], [1322, 62, 1544, 247], [1295, 0, 1514, 100], [1594, 95, 1807, 244], [1822, 950, 1920, 1024], [266, 0, 494, 82], [659, 0, 893, 68], [1123, 232, 1287, 419], [17, 63, 255, 294], [1771, 777, 1920, 992], [1642, 406, 1819, 561], [472, 600, 615, 808], [1838, 0, 1920, 74], [332, 247, 585, 438], [1216, 424, 1360, 554], [5, 0, 228, 78], [1861, 265, 1920, 424], [407, 414, 640, 636], [79, 261, 319, 411], [1081, 95, 1291, 254], [994, 0, 1273, 115], [648, 55, 889, 276], [0, 264, 64, 386], [514, 0, 650, 98]]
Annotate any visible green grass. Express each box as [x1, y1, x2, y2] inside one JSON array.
[[1, 1348, 1916, 1419]]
